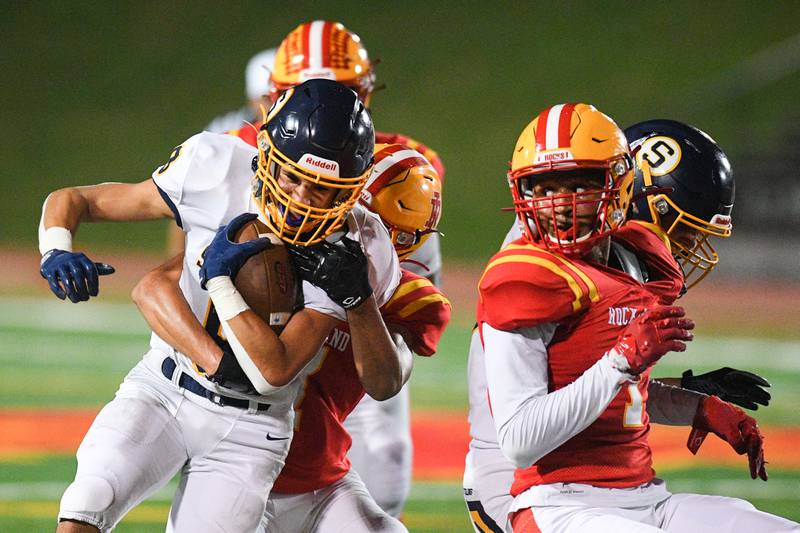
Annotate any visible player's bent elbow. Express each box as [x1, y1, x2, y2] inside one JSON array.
[[260, 369, 293, 389], [497, 427, 538, 468], [364, 378, 403, 402], [131, 273, 157, 309]]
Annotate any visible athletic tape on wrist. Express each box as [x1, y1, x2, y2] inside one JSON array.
[[206, 276, 250, 320], [39, 226, 73, 255]]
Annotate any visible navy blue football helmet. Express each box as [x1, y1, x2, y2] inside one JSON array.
[[625, 119, 734, 288], [253, 78, 375, 245]]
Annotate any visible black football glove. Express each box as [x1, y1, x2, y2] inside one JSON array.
[[288, 236, 372, 310], [40, 249, 115, 303], [199, 213, 271, 289], [681, 367, 771, 411], [208, 348, 258, 395]]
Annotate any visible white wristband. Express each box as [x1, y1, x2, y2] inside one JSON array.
[[206, 276, 250, 320], [39, 226, 73, 255]]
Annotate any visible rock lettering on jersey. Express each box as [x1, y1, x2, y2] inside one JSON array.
[[608, 306, 639, 326], [325, 328, 351, 352]]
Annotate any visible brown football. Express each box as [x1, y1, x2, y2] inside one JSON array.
[[233, 218, 297, 334]]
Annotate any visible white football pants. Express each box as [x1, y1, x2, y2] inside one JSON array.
[[344, 382, 412, 517], [259, 470, 407, 532], [58, 354, 293, 533]]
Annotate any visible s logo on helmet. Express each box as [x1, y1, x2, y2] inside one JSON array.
[[637, 136, 682, 176]]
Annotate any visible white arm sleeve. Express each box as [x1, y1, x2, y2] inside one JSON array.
[[647, 379, 705, 426], [207, 276, 283, 395], [218, 321, 284, 395], [483, 323, 634, 468]]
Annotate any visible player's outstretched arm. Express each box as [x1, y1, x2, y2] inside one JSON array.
[[289, 237, 412, 400], [132, 253, 223, 373], [39, 180, 174, 302], [647, 379, 705, 426]]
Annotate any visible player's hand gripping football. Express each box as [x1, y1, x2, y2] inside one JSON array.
[[199, 213, 271, 289], [613, 305, 695, 375], [40, 250, 115, 303], [682, 367, 771, 411], [687, 395, 768, 481], [288, 236, 372, 310]]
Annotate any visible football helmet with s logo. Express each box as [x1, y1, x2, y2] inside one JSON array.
[[509, 103, 635, 256], [270, 21, 376, 106], [625, 119, 734, 289], [359, 144, 442, 260], [253, 78, 375, 246]]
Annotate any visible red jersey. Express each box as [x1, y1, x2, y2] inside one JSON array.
[[477, 240, 671, 493], [273, 269, 451, 493], [226, 127, 445, 181], [614, 221, 684, 304]]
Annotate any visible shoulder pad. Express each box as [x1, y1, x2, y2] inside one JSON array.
[[225, 125, 259, 148], [478, 243, 600, 330], [381, 270, 451, 356]]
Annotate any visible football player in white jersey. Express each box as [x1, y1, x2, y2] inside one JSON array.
[[269, 21, 446, 516], [220, 21, 446, 517], [38, 79, 408, 533]]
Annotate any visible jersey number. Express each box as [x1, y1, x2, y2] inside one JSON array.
[[623, 384, 645, 427]]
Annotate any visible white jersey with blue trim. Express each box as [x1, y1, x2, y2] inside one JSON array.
[[151, 131, 401, 403]]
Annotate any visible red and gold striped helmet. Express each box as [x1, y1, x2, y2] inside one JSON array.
[[508, 103, 634, 256], [360, 144, 442, 259], [269, 21, 376, 106]]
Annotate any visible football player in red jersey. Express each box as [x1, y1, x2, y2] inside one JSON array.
[[136, 144, 449, 532], [226, 21, 446, 516], [477, 104, 797, 533], [464, 117, 775, 533]]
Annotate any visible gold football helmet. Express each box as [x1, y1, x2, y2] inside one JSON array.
[[270, 21, 376, 106], [508, 103, 634, 256], [360, 144, 442, 259]]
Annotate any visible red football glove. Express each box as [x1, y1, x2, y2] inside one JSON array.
[[687, 395, 768, 481], [614, 305, 695, 375]]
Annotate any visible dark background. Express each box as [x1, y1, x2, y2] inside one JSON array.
[[4, 1, 799, 278]]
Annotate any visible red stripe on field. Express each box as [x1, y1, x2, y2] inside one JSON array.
[[2, 409, 800, 480]]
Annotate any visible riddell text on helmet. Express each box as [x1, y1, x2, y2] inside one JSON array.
[[298, 154, 340, 177]]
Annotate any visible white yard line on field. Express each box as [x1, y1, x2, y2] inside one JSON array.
[[0, 296, 145, 335]]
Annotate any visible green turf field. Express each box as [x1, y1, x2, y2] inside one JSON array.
[[1, 296, 799, 530]]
